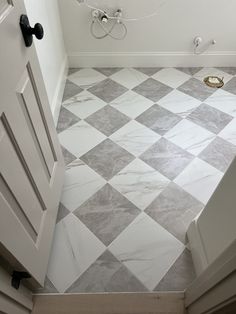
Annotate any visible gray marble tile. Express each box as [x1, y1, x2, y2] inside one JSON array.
[[34, 277, 58, 294], [85, 105, 130, 136], [57, 107, 80, 133], [216, 67, 236, 76], [133, 78, 173, 102], [134, 68, 162, 76], [222, 77, 236, 95], [154, 249, 196, 291], [136, 105, 182, 136], [56, 203, 70, 223], [66, 250, 147, 293], [140, 138, 194, 180], [62, 80, 83, 102], [61, 146, 76, 165], [199, 137, 236, 172], [176, 67, 203, 76], [94, 68, 122, 76], [145, 183, 203, 243], [81, 139, 135, 180], [187, 103, 233, 134], [88, 78, 128, 103], [178, 78, 216, 101], [68, 68, 81, 76], [74, 184, 140, 246]]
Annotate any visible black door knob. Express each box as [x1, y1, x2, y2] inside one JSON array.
[[20, 14, 44, 47]]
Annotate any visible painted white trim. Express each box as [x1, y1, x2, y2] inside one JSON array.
[[186, 239, 236, 307], [0, 265, 33, 311], [51, 55, 68, 125], [68, 51, 236, 68], [187, 219, 209, 276]]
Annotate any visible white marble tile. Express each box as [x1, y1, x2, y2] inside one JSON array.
[[61, 159, 106, 211], [164, 119, 215, 156], [174, 158, 223, 204], [219, 118, 236, 145], [194, 67, 233, 84], [109, 159, 170, 211], [68, 68, 106, 89], [62, 90, 107, 119], [158, 90, 201, 118], [152, 68, 190, 88], [59, 120, 106, 157], [110, 68, 148, 89], [110, 90, 154, 119], [109, 213, 184, 290], [47, 214, 106, 293], [110, 120, 160, 157], [204, 89, 236, 117]]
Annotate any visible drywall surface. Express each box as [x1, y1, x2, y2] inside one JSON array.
[[196, 157, 236, 267], [24, 0, 67, 111], [58, 0, 236, 66]]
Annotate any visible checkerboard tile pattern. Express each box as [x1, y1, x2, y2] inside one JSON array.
[[42, 68, 236, 294]]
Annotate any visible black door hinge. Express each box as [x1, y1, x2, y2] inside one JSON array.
[[11, 271, 31, 290]]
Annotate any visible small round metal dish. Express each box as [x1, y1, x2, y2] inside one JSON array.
[[204, 76, 224, 88]]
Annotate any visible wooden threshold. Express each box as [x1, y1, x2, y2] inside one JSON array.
[[32, 292, 185, 314]]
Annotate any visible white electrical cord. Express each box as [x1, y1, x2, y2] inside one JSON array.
[[76, 0, 166, 22], [76, 0, 165, 40], [91, 18, 127, 40]]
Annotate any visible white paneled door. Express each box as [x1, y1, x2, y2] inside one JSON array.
[[0, 0, 64, 286]]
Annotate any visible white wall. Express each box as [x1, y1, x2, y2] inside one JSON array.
[[58, 0, 236, 67], [188, 157, 236, 275], [24, 0, 67, 117]]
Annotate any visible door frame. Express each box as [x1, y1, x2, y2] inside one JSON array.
[[185, 239, 236, 314], [0, 264, 33, 314]]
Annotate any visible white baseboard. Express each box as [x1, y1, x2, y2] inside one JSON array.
[[187, 219, 209, 276], [68, 51, 236, 68], [51, 56, 68, 125]]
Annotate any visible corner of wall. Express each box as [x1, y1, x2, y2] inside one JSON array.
[[187, 219, 209, 276], [51, 55, 68, 126]]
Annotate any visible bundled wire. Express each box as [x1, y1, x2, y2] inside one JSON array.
[[90, 18, 127, 40], [81, 0, 166, 22], [76, 0, 165, 40]]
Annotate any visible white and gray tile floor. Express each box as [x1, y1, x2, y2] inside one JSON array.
[[39, 67, 236, 294]]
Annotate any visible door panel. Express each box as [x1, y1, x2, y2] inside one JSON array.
[[0, 0, 12, 21], [0, 120, 44, 236], [0, 0, 64, 286], [17, 67, 56, 178]]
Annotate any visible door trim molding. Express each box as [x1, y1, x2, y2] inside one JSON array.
[[185, 240, 236, 313], [0, 264, 33, 311], [187, 219, 209, 276], [0, 293, 31, 314]]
